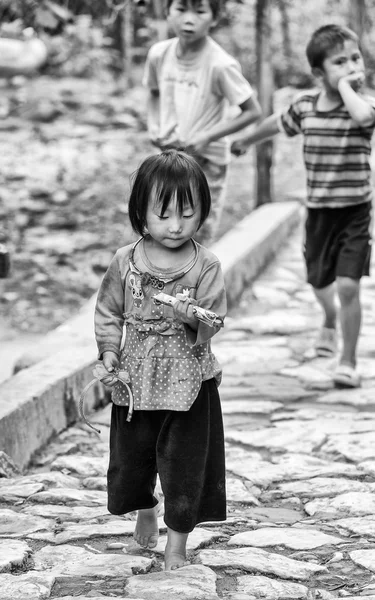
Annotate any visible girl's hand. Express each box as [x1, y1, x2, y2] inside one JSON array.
[[173, 299, 198, 326], [102, 351, 119, 387]]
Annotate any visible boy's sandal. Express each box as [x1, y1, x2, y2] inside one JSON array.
[[315, 327, 337, 357], [333, 364, 361, 388]]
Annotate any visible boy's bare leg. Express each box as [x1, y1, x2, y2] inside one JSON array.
[[134, 507, 159, 549], [336, 276, 361, 366], [313, 282, 337, 329], [165, 527, 189, 570]]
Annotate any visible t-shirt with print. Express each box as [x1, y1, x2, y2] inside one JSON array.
[[143, 36, 253, 166], [278, 90, 375, 209], [95, 237, 227, 412]]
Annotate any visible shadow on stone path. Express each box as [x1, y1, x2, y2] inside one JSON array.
[[1, 224, 375, 599]]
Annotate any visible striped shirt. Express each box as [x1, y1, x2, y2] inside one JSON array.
[[278, 91, 375, 208]]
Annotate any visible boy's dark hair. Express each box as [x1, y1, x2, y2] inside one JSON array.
[[128, 149, 211, 237], [165, 0, 222, 20], [306, 24, 360, 70]]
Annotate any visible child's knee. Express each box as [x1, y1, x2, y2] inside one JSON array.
[[336, 276, 360, 302]]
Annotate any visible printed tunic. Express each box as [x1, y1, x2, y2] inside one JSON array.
[[95, 238, 226, 411]]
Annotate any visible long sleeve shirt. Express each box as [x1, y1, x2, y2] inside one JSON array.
[[95, 238, 226, 411]]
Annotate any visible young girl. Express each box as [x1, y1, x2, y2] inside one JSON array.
[[95, 149, 227, 570]]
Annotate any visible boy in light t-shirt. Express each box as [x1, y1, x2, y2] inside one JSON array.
[[143, 0, 261, 245]]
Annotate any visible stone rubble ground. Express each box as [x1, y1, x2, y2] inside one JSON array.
[[1, 224, 375, 600]]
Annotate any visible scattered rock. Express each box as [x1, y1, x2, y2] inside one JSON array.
[[0, 539, 31, 572], [0, 451, 20, 478]]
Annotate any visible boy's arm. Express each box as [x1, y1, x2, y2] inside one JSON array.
[[185, 95, 262, 155], [231, 113, 281, 156], [147, 89, 161, 146], [338, 74, 375, 127]]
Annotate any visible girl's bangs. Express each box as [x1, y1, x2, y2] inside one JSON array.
[[154, 168, 196, 215]]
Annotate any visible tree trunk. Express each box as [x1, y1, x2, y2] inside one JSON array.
[[278, 0, 292, 75], [348, 0, 366, 38], [122, 0, 134, 87], [347, 0, 369, 70], [255, 0, 274, 206], [150, 0, 169, 40]]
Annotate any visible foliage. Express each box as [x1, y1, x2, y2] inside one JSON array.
[[215, 0, 375, 89], [0, 0, 117, 28], [3, 0, 375, 88], [45, 16, 122, 78]]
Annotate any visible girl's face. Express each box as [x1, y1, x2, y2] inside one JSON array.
[[146, 191, 201, 250]]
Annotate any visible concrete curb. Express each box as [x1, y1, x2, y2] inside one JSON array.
[[0, 200, 302, 470], [212, 200, 302, 307], [0, 344, 106, 469], [12, 294, 99, 375]]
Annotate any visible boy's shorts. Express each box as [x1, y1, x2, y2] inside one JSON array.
[[193, 157, 228, 246], [304, 201, 372, 289]]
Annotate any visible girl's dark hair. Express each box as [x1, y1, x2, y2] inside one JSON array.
[[165, 0, 222, 20], [306, 24, 360, 70], [128, 149, 211, 236]]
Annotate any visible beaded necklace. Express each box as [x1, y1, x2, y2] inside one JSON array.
[[128, 237, 199, 291]]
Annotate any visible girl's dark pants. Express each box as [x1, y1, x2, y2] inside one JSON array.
[[107, 378, 226, 534]]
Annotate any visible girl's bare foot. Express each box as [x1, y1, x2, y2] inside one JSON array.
[[133, 507, 159, 549], [164, 527, 189, 570]]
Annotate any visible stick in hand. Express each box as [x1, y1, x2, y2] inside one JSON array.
[[153, 291, 223, 327]]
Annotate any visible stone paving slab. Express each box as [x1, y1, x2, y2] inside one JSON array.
[[58, 597, 137, 600], [1, 221, 375, 598], [233, 575, 319, 600], [28, 519, 136, 544], [0, 573, 56, 600], [227, 527, 343, 549], [198, 547, 327, 580], [0, 508, 53, 537], [33, 544, 155, 577], [125, 564, 219, 599]]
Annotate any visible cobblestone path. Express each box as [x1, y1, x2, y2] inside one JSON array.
[[1, 225, 375, 600]]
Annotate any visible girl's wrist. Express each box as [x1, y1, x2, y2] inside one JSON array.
[[102, 350, 119, 360]]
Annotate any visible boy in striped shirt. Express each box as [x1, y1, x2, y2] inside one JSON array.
[[231, 24, 375, 388]]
